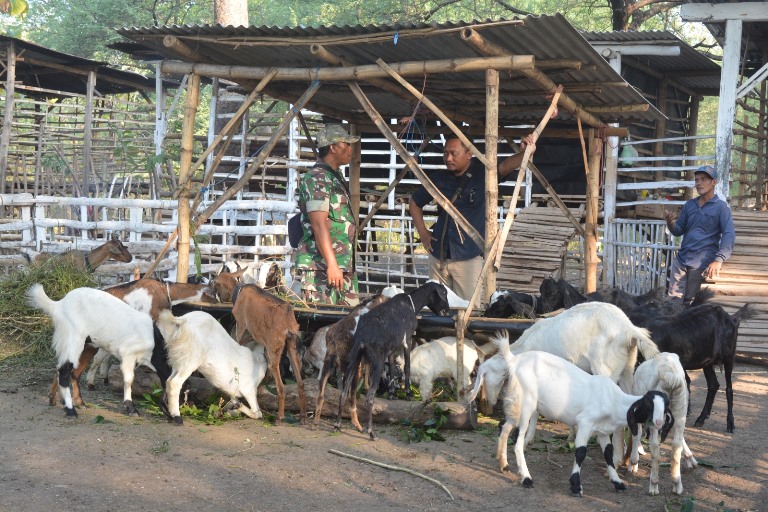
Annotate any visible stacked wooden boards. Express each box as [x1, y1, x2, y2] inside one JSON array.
[[709, 209, 768, 359], [495, 206, 581, 294]]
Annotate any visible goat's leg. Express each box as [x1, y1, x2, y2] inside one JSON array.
[[681, 437, 698, 469], [513, 411, 535, 487], [693, 365, 719, 428], [611, 426, 626, 469], [669, 429, 684, 495], [685, 371, 692, 415], [644, 428, 661, 495], [165, 371, 190, 425], [570, 428, 596, 497], [314, 359, 334, 429], [723, 359, 735, 433], [50, 343, 97, 407], [403, 346, 413, 400], [366, 359, 385, 440], [118, 357, 140, 416], [57, 361, 77, 417], [86, 348, 111, 389], [497, 419, 515, 472], [597, 432, 626, 491], [285, 336, 307, 424]]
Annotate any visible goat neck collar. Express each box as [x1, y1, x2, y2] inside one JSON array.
[[407, 294, 415, 313]]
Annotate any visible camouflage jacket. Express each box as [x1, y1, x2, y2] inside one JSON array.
[[294, 162, 357, 271]]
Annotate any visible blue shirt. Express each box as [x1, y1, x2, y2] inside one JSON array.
[[670, 195, 735, 268], [411, 159, 489, 261]]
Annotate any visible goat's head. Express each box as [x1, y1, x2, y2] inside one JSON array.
[[539, 278, 585, 312], [627, 390, 672, 439], [204, 267, 247, 303], [423, 282, 451, 317], [106, 235, 133, 263]]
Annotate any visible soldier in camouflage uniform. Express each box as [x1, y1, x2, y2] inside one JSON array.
[[294, 125, 360, 306]]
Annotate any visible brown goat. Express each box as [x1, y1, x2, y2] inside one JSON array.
[[31, 234, 133, 271], [314, 294, 389, 431], [205, 261, 282, 303], [47, 279, 213, 407], [232, 284, 307, 424]]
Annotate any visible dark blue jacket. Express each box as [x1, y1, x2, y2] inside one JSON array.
[[670, 195, 735, 268]]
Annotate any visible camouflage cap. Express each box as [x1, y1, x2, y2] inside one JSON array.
[[316, 124, 360, 148]]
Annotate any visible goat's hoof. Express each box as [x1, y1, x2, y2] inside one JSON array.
[[726, 421, 735, 433], [522, 478, 533, 488], [613, 481, 627, 491], [369, 432, 378, 441], [87, 384, 96, 391], [333, 424, 342, 432], [172, 416, 183, 426], [64, 407, 78, 417], [648, 485, 659, 496], [693, 418, 705, 428], [122, 400, 139, 416], [571, 490, 583, 498]]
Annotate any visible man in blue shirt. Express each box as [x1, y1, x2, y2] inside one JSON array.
[[665, 165, 735, 304], [409, 135, 535, 300]]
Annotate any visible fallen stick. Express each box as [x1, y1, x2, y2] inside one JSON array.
[[328, 448, 455, 501]]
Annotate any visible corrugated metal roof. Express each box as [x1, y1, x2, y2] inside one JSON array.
[[0, 35, 171, 97], [581, 30, 721, 95], [115, 14, 666, 127]]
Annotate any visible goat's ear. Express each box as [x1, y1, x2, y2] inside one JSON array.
[[660, 408, 675, 442], [627, 402, 640, 437]]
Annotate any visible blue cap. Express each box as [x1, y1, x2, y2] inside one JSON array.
[[695, 165, 717, 180]]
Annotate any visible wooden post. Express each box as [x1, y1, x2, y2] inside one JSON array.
[[585, 129, 602, 293], [349, 124, 361, 222], [652, 78, 669, 185], [83, 70, 96, 197], [738, 113, 748, 208], [715, 19, 742, 199], [484, 68, 499, 304], [177, 74, 201, 284], [758, 77, 766, 209], [0, 40, 16, 195], [685, 96, 701, 200]]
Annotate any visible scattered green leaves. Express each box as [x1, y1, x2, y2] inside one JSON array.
[[398, 404, 449, 443]]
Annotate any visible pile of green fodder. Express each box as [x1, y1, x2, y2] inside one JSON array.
[[0, 259, 97, 367]]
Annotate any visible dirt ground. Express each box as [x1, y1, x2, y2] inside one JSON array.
[[0, 362, 766, 512]]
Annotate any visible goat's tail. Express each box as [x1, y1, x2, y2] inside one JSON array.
[[490, 330, 513, 362], [691, 286, 716, 306], [732, 303, 758, 325], [341, 337, 365, 401], [633, 326, 659, 360], [26, 283, 58, 317]]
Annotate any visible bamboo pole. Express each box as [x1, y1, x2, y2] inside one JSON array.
[[484, 68, 499, 304], [375, 58, 491, 167], [0, 40, 16, 193], [758, 77, 766, 209], [347, 81, 484, 250], [493, 87, 563, 271], [161, 54, 535, 82], [684, 96, 700, 201], [176, 73, 201, 283], [585, 129, 601, 293], [297, 111, 318, 159], [350, 124, 362, 221], [83, 70, 96, 197], [460, 28, 607, 129]]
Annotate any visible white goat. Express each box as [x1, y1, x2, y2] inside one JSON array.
[[469, 332, 673, 497], [410, 336, 480, 400], [27, 284, 159, 417], [631, 352, 697, 495], [155, 310, 267, 425], [510, 302, 658, 394]]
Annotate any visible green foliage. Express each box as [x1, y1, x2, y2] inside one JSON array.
[[0, 259, 97, 366], [0, 0, 28, 17], [398, 403, 449, 442]]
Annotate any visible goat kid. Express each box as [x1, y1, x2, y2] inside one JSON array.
[[312, 294, 390, 431], [156, 310, 268, 424], [341, 281, 451, 440], [27, 284, 161, 417], [469, 333, 673, 497], [25, 234, 132, 271], [232, 284, 307, 424], [630, 352, 697, 495], [410, 336, 480, 401]]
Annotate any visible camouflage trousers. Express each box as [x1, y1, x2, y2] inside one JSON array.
[[298, 268, 360, 306]]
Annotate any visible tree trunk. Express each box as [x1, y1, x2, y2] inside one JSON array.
[[214, 0, 248, 26]]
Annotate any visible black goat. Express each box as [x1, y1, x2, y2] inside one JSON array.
[[627, 303, 756, 433], [484, 290, 544, 318], [340, 281, 451, 440]]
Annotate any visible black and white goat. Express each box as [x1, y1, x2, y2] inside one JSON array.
[[341, 281, 451, 440], [27, 284, 163, 417], [469, 333, 673, 497], [628, 302, 756, 433]]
